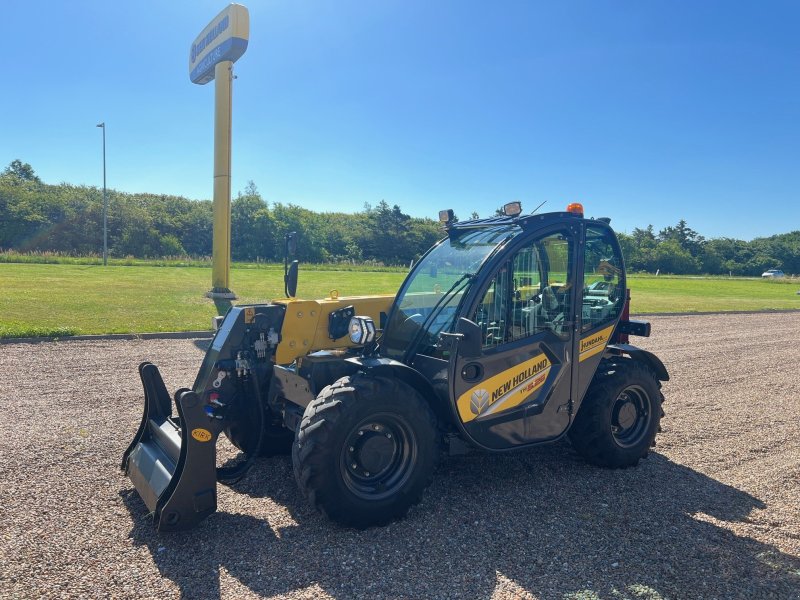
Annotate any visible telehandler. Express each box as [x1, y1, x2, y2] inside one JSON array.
[[122, 202, 668, 531]]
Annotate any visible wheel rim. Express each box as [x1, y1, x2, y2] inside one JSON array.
[[340, 413, 417, 501], [610, 385, 651, 448]]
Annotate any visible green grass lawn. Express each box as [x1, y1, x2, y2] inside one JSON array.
[[0, 263, 406, 337], [628, 274, 800, 313], [0, 264, 798, 337]]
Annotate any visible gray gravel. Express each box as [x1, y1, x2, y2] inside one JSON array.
[[1, 313, 798, 599]]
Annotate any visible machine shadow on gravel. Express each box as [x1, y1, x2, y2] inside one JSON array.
[[192, 339, 211, 353], [120, 445, 800, 599]]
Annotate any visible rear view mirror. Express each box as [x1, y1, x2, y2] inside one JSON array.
[[284, 232, 299, 297], [285, 260, 299, 298]]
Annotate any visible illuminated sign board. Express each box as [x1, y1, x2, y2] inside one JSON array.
[[189, 4, 249, 85]]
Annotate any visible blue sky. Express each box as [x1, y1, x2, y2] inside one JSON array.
[[1, 1, 798, 239]]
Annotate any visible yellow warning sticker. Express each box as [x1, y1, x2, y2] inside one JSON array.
[[244, 307, 255, 323], [579, 324, 615, 362], [191, 428, 213, 442]]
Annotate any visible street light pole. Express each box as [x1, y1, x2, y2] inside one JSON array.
[[96, 122, 107, 266]]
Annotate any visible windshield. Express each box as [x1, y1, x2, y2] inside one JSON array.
[[382, 226, 520, 360]]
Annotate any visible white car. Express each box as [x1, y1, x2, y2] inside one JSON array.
[[762, 269, 785, 279]]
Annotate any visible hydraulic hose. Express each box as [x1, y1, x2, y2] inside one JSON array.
[[216, 377, 266, 484]]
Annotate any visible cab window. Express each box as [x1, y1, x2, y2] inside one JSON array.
[[474, 231, 574, 350], [581, 225, 625, 332]]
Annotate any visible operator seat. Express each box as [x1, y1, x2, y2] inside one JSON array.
[[528, 285, 565, 335]]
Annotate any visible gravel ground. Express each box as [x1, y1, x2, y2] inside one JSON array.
[[1, 313, 799, 599]]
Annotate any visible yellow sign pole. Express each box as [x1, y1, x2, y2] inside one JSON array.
[[192, 4, 249, 300], [208, 60, 236, 298]]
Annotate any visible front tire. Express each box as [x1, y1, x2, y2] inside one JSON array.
[[226, 422, 294, 457], [225, 398, 293, 458], [569, 359, 663, 468], [293, 374, 441, 528]]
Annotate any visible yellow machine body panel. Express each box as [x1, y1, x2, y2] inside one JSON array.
[[273, 294, 394, 364]]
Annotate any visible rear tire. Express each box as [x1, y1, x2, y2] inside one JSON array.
[[293, 374, 441, 528], [569, 359, 662, 468]]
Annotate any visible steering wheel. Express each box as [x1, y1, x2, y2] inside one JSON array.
[[402, 313, 424, 328]]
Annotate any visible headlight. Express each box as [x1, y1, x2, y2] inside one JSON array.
[[348, 316, 376, 345]]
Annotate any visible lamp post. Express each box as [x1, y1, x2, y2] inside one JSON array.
[[96, 122, 107, 266]]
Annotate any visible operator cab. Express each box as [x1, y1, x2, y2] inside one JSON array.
[[377, 202, 628, 450]]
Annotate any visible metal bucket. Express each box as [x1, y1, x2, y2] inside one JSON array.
[[121, 363, 220, 531]]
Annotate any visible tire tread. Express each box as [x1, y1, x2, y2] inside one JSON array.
[[292, 374, 441, 528], [569, 358, 663, 468]]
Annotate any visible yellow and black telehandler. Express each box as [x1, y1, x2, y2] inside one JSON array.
[[122, 202, 668, 530]]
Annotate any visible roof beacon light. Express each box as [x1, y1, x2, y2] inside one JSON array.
[[439, 209, 455, 224], [503, 201, 522, 217], [566, 202, 584, 216]]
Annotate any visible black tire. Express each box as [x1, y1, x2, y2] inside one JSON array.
[[292, 374, 441, 528], [569, 359, 663, 468], [225, 397, 293, 458], [226, 423, 294, 457]]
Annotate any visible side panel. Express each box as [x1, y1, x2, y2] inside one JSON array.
[[451, 332, 573, 449], [575, 323, 616, 402], [274, 295, 393, 364]]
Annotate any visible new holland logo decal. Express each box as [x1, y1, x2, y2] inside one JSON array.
[[470, 389, 490, 415], [457, 354, 551, 423]]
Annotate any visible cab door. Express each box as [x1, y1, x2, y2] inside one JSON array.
[[448, 226, 580, 450], [574, 223, 627, 405]]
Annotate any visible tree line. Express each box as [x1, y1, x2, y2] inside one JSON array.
[[617, 221, 800, 276], [0, 161, 442, 265], [1, 160, 798, 275]]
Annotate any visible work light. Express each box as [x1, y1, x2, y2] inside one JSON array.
[[348, 316, 376, 345]]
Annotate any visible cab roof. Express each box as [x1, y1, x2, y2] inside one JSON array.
[[446, 210, 607, 233]]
